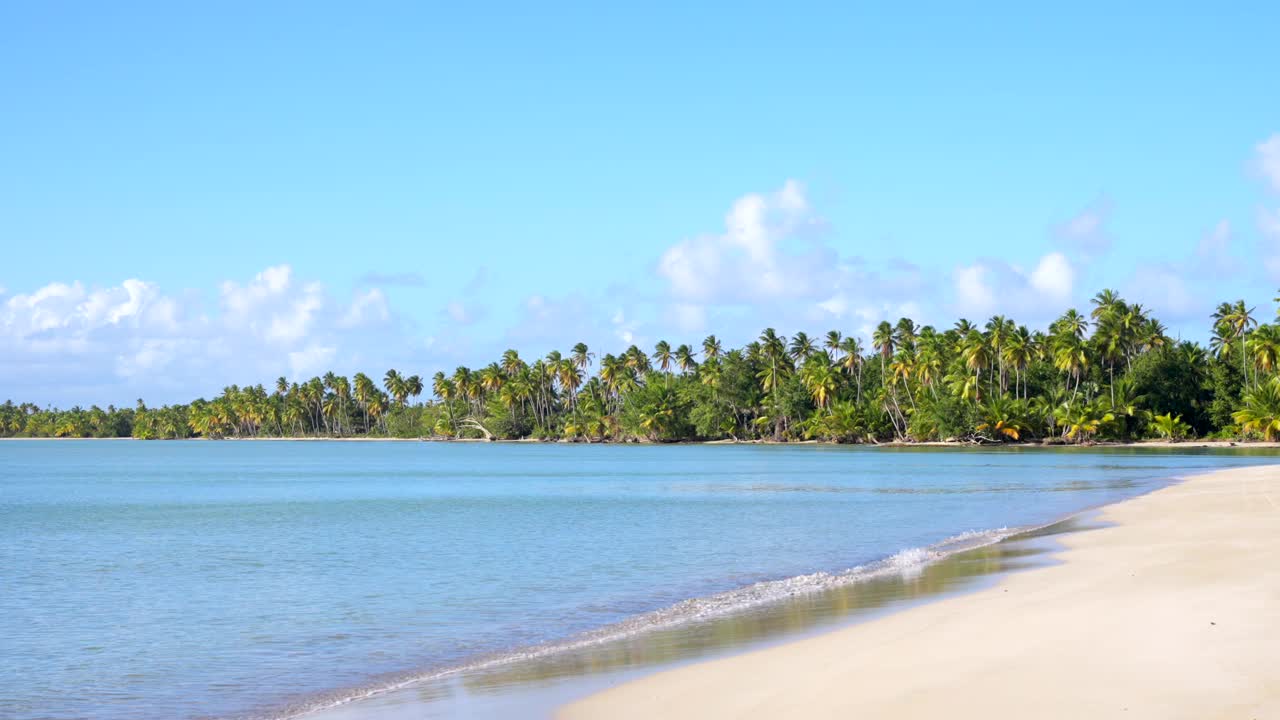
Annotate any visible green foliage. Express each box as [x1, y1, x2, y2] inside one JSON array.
[[1125, 344, 1210, 434], [1205, 359, 1244, 432], [1233, 378, 1280, 440], [7, 290, 1280, 444], [1150, 412, 1192, 440]]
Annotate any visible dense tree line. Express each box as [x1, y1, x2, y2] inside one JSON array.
[[5, 291, 1280, 443]]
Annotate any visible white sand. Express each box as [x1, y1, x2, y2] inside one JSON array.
[[561, 464, 1280, 720]]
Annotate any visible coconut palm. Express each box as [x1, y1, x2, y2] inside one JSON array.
[[872, 321, 895, 387], [1053, 309, 1089, 340], [894, 318, 918, 353], [960, 330, 990, 403], [652, 340, 673, 372], [674, 344, 698, 374], [1233, 379, 1280, 440], [1052, 333, 1089, 397], [570, 343, 594, 371], [1063, 401, 1115, 444], [757, 328, 790, 439], [701, 334, 723, 361], [976, 397, 1026, 441], [800, 355, 838, 409], [1214, 300, 1258, 385], [501, 349, 524, 377], [837, 336, 865, 402], [383, 369, 409, 407], [1150, 412, 1191, 440], [1003, 326, 1034, 399], [1090, 289, 1123, 320], [824, 330, 842, 360], [789, 332, 816, 362], [1249, 324, 1280, 378]]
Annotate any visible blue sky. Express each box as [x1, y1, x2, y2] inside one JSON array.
[[3, 2, 1280, 405]]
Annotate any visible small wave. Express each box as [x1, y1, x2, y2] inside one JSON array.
[[253, 525, 1019, 720]]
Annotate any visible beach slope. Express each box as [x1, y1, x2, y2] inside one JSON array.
[[561, 464, 1280, 720]]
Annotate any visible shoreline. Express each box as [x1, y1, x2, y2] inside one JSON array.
[[2, 435, 1278, 449], [559, 463, 1280, 719], [294, 464, 1213, 720]]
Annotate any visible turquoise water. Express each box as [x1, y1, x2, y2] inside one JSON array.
[[2, 441, 1275, 720]]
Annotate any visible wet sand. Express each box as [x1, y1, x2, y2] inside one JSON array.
[[561, 464, 1280, 720]]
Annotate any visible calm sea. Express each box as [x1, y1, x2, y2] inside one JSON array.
[[2, 440, 1275, 720]]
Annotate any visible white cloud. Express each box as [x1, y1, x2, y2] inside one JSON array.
[[218, 265, 326, 344], [1029, 252, 1074, 301], [954, 264, 997, 316], [1124, 263, 1196, 320], [1257, 206, 1280, 281], [657, 180, 832, 304], [1192, 220, 1240, 279], [649, 180, 945, 344], [444, 301, 474, 324], [341, 289, 391, 328], [1053, 197, 1113, 258], [0, 266, 422, 406], [667, 303, 706, 334], [288, 344, 337, 378], [952, 252, 1076, 321], [1256, 134, 1280, 195], [440, 299, 488, 327], [1252, 134, 1280, 280]]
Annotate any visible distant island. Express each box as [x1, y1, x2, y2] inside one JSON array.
[[4, 290, 1279, 444]]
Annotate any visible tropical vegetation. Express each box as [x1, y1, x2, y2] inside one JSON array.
[[6, 291, 1280, 444]]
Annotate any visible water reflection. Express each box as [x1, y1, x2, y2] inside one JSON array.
[[311, 517, 1090, 720]]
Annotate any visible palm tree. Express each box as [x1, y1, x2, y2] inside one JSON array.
[[1139, 318, 1169, 353], [800, 355, 837, 409], [570, 343, 594, 371], [623, 345, 651, 373], [872, 321, 895, 383], [1093, 316, 1124, 404], [789, 332, 816, 362], [960, 330, 990, 403], [915, 332, 944, 400], [501, 349, 524, 377], [894, 318, 917, 354], [674, 344, 698, 374], [353, 373, 375, 432], [1234, 379, 1280, 440], [888, 346, 918, 412], [1213, 300, 1258, 386], [383, 370, 408, 407], [1053, 309, 1089, 340], [985, 315, 1012, 394], [701, 335, 723, 361], [1090, 289, 1122, 321], [837, 336, 864, 403], [652, 340, 673, 373], [757, 328, 789, 439], [1150, 412, 1191, 441], [1063, 401, 1115, 444], [1003, 326, 1034, 399], [1249, 324, 1280, 378], [824, 330, 842, 360], [976, 397, 1026, 441]]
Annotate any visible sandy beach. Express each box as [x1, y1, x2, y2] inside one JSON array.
[[561, 463, 1280, 720]]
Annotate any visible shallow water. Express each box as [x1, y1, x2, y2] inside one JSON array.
[[1, 441, 1275, 720]]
